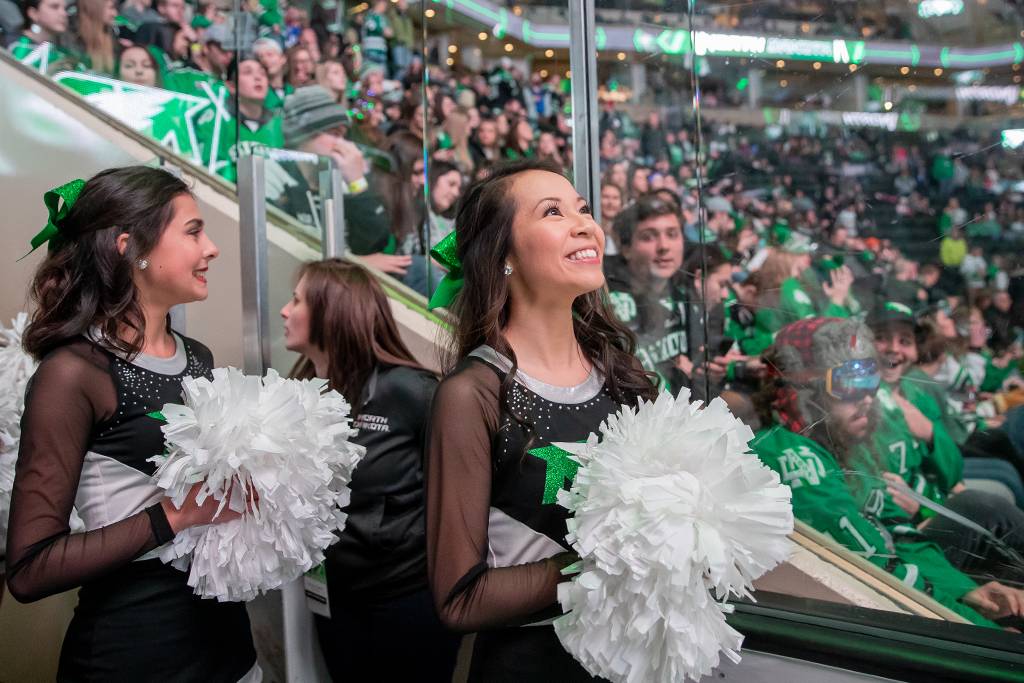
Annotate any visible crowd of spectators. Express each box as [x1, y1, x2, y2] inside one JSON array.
[[6, 0, 1024, 626]]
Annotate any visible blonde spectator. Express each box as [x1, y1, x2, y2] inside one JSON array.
[[315, 58, 348, 106], [76, 0, 117, 73]]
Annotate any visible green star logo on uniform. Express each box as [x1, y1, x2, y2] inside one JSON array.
[[528, 444, 579, 504]]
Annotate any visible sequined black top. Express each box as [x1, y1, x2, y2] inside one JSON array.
[[426, 346, 621, 632], [6, 334, 256, 682]]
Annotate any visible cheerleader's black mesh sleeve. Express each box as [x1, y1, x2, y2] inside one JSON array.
[[5, 341, 168, 602], [425, 361, 570, 632]]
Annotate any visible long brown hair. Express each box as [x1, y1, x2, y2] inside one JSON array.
[[445, 159, 657, 427], [78, 0, 115, 73], [23, 166, 191, 360], [288, 258, 426, 408]]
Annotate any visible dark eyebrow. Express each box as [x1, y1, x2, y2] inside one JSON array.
[[534, 196, 588, 211], [185, 218, 205, 229]]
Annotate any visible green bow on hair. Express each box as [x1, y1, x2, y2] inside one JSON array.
[[427, 230, 463, 311], [22, 179, 86, 259]]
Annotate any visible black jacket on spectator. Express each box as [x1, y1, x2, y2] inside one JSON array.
[[273, 164, 393, 255], [325, 364, 437, 602]]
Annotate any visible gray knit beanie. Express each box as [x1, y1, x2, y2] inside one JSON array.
[[283, 86, 348, 148]]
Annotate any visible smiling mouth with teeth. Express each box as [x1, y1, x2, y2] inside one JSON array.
[[567, 248, 599, 261]]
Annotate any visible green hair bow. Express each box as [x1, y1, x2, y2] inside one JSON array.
[[427, 230, 463, 310], [23, 179, 86, 258]]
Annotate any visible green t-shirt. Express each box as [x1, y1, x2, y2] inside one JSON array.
[[9, 35, 81, 75], [361, 12, 389, 63], [196, 108, 284, 182]]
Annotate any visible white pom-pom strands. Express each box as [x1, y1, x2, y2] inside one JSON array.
[[0, 313, 38, 564], [150, 367, 364, 602], [555, 390, 794, 683]]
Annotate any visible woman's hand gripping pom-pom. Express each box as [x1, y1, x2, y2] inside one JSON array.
[[554, 390, 794, 683], [150, 367, 364, 602]]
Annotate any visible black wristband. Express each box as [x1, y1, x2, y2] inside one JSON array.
[[146, 502, 176, 545]]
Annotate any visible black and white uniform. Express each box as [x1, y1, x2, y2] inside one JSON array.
[[5, 333, 258, 682], [427, 346, 624, 682]]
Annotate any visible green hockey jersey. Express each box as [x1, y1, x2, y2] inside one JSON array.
[[752, 424, 993, 627]]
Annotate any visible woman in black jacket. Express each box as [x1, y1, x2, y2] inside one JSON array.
[[281, 258, 459, 683]]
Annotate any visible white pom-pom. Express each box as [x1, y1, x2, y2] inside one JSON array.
[[150, 367, 365, 602], [0, 313, 38, 565], [554, 390, 794, 683]]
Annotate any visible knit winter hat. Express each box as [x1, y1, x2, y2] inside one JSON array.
[[767, 317, 877, 434], [283, 86, 348, 147], [771, 317, 876, 381]]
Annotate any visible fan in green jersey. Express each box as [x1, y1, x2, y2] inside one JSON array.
[[867, 302, 1024, 585], [195, 56, 284, 182], [752, 317, 1024, 628], [8, 0, 81, 75]]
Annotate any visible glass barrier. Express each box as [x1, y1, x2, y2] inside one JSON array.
[[419, 0, 576, 298], [682, 0, 1024, 642]]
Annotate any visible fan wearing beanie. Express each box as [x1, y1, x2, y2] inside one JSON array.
[[751, 317, 1024, 628], [279, 86, 410, 274]]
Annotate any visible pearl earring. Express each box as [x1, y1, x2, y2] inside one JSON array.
[[138, 259, 149, 270], [503, 263, 513, 276]]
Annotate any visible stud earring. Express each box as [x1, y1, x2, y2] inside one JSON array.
[[138, 259, 149, 270], [503, 263, 513, 276]]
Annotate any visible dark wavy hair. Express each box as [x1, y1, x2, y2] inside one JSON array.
[[23, 166, 192, 361], [444, 159, 657, 444]]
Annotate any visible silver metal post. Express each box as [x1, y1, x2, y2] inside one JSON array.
[[568, 0, 601, 222], [237, 154, 270, 375], [320, 163, 347, 258]]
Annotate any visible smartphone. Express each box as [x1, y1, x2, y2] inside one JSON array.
[[717, 338, 735, 357]]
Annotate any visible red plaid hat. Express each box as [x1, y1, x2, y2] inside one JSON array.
[[767, 317, 875, 434]]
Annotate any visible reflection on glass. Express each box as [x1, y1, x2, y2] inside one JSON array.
[[420, 1, 574, 301], [681, 0, 1024, 638]]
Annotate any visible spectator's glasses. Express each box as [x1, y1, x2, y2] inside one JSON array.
[[824, 359, 880, 402]]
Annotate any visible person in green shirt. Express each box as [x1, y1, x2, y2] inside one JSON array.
[[940, 227, 967, 268], [196, 56, 284, 183], [752, 316, 1023, 627], [868, 302, 1024, 585], [8, 0, 81, 74], [748, 233, 856, 356], [360, 0, 392, 74]]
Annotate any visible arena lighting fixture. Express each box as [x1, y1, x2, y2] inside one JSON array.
[[505, 43, 514, 52], [446, 57, 455, 66], [616, 52, 625, 60], [540, 69, 548, 77], [545, 49, 554, 58], [424, 8, 435, 17], [812, 61, 821, 69], [884, 101, 893, 110], [776, 59, 785, 68], [780, 79, 788, 87], [478, 32, 487, 40], [934, 67, 943, 76], [565, 69, 572, 78], [448, 44, 458, 53], [900, 66, 910, 75], [849, 63, 858, 71], [918, 0, 964, 18]]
